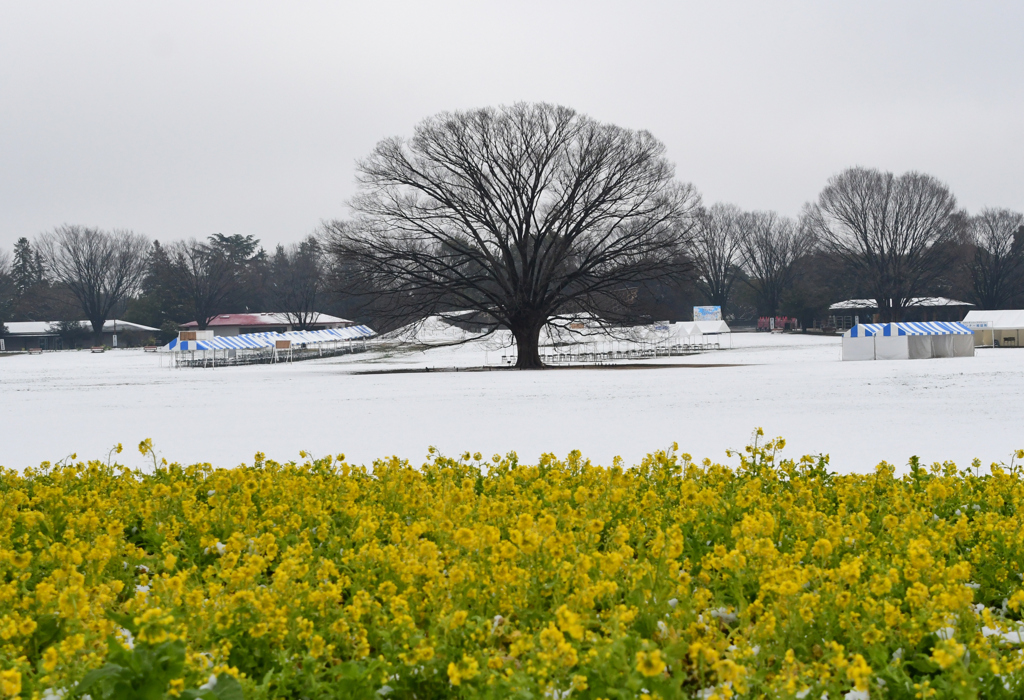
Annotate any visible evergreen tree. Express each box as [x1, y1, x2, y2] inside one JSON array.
[[12, 237, 37, 293]]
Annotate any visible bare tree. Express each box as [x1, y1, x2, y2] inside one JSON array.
[[0, 250, 13, 336], [804, 167, 959, 322], [36, 225, 149, 343], [166, 238, 239, 329], [737, 211, 810, 317], [691, 203, 743, 316], [964, 208, 1024, 309], [327, 102, 700, 368], [269, 234, 328, 330]]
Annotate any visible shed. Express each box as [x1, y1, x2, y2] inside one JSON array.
[[961, 310, 1024, 347], [842, 322, 974, 361]]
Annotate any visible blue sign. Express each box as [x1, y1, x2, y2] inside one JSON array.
[[693, 306, 722, 321]]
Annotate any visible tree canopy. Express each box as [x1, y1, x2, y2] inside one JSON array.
[[328, 102, 700, 368]]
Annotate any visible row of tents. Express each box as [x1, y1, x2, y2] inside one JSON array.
[[163, 325, 376, 352], [842, 322, 974, 361]]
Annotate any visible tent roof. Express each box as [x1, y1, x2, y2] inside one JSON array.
[[962, 309, 1024, 330], [843, 322, 973, 338], [162, 324, 376, 352], [693, 320, 731, 334]]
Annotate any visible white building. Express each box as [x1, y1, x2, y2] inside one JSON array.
[[1, 320, 159, 351], [962, 309, 1024, 347]]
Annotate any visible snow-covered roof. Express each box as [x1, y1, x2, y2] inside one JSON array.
[[3, 322, 55, 335], [962, 309, 1024, 330], [843, 322, 973, 337], [99, 320, 159, 332], [180, 313, 350, 328], [830, 297, 974, 310], [4, 319, 158, 335]]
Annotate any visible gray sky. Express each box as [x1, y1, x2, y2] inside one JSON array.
[[1, 1, 1022, 251]]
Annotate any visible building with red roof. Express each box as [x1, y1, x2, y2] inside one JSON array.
[[180, 313, 351, 336]]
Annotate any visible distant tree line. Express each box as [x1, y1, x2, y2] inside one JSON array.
[[2, 103, 1022, 360], [0, 228, 343, 346]]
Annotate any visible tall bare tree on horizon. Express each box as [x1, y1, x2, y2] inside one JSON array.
[[964, 208, 1024, 310], [803, 167, 959, 322], [691, 203, 743, 317], [738, 210, 810, 317], [269, 234, 329, 330], [36, 225, 149, 344], [327, 102, 700, 368], [166, 238, 239, 330], [0, 250, 13, 336]]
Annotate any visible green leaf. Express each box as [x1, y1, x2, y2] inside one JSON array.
[[211, 674, 245, 700], [179, 691, 216, 700], [909, 653, 939, 675], [73, 663, 128, 696]]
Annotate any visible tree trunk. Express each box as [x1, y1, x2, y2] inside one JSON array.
[[511, 322, 544, 369], [90, 318, 105, 346], [876, 297, 892, 323]]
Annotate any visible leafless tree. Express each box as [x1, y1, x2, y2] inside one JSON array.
[[327, 102, 700, 368], [166, 238, 239, 329], [691, 203, 743, 316], [737, 211, 811, 317], [964, 208, 1024, 310], [36, 225, 149, 343], [803, 167, 959, 322], [0, 250, 13, 335], [269, 234, 328, 330]]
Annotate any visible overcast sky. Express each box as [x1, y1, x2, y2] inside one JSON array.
[[1, 1, 1022, 251]]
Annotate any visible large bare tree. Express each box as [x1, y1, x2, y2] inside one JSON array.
[[166, 238, 239, 329], [738, 210, 810, 317], [269, 234, 328, 330], [36, 225, 149, 343], [965, 208, 1024, 310], [327, 102, 700, 368], [803, 167, 959, 322], [691, 203, 743, 316]]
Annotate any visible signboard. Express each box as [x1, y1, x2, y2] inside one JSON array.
[[653, 322, 670, 332], [693, 306, 722, 321], [963, 321, 990, 329], [179, 330, 214, 341]]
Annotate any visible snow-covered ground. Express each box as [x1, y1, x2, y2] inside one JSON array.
[[1, 332, 1021, 473]]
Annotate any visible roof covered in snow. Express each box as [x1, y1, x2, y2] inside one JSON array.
[[4, 319, 158, 335], [962, 309, 1024, 330], [830, 297, 974, 310], [179, 312, 350, 328]]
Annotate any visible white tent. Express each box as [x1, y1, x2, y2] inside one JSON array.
[[842, 322, 975, 361], [663, 320, 731, 347], [962, 310, 1024, 347]]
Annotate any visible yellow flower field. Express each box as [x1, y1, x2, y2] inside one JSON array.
[[2, 433, 1024, 699]]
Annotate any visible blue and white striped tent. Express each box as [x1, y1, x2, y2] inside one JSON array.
[[842, 322, 974, 361], [162, 325, 376, 353], [164, 334, 277, 352], [845, 321, 973, 337]]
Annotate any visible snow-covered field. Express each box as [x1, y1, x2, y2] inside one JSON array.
[[1, 332, 1021, 473]]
